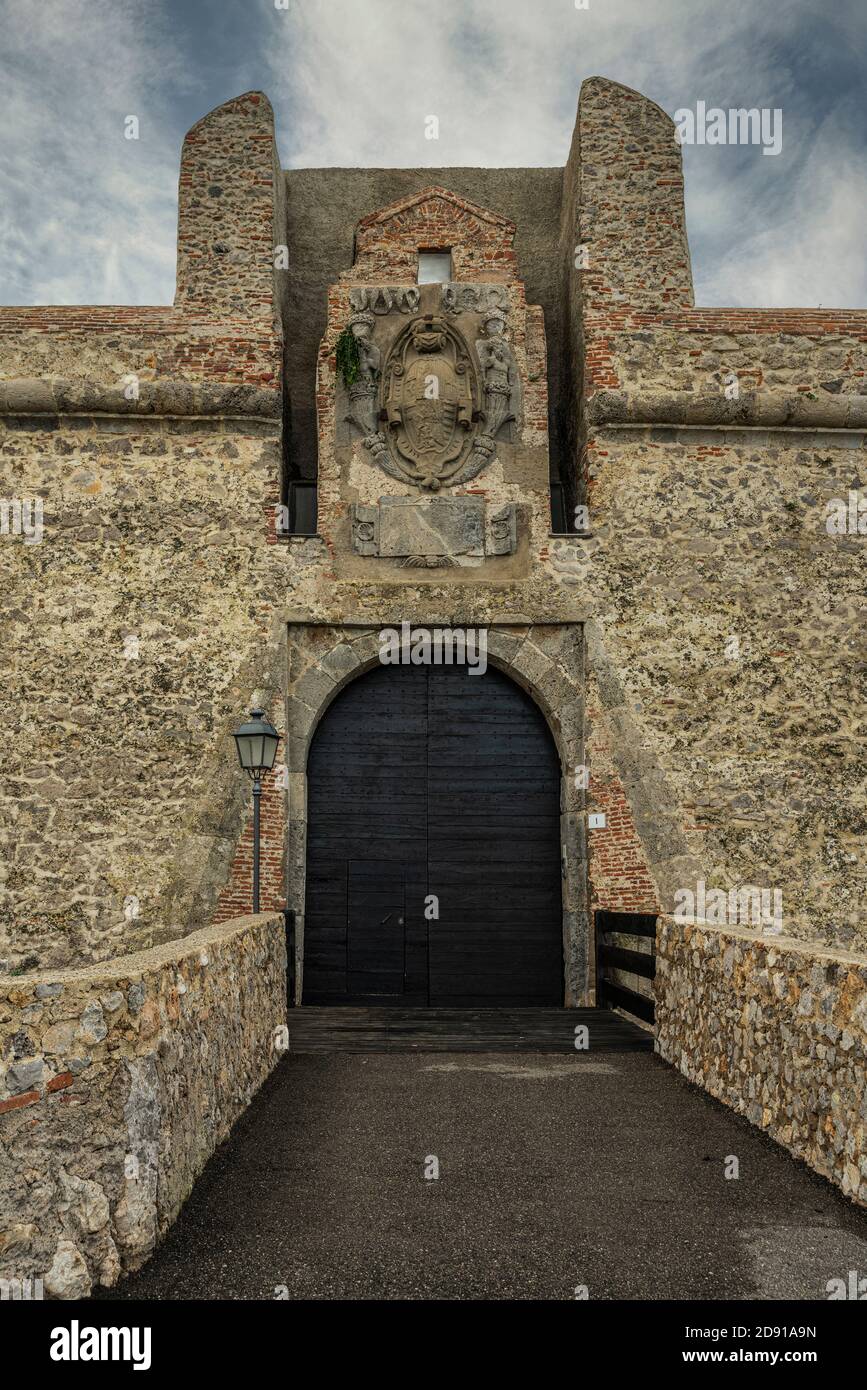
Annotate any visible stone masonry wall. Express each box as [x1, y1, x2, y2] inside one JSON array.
[[0, 92, 289, 972], [549, 75, 867, 954], [569, 77, 694, 316], [0, 912, 286, 1297], [549, 425, 867, 951], [656, 917, 867, 1209], [0, 418, 288, 971], [175, 91, 281, 320]]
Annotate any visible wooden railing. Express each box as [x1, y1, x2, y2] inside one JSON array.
[[595, 911, 657, 1026]]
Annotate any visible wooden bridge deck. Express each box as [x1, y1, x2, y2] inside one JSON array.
[[286, 1006, 653, 1053]]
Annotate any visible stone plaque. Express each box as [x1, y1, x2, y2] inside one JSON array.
[[351, 497, 518, 563], [379, 496, 484, 559]]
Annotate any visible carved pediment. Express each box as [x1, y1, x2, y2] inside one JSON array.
[[352, 187, 518, 284], [356, 185, 516, 240]]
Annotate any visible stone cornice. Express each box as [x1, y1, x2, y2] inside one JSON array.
[[0, 378, 281, 420], [587, 389, 867, 432]]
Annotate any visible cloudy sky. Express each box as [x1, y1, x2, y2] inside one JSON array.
[[1, 0, 864, 308]]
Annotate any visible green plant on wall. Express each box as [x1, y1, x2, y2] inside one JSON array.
[[335, 327, 362, 387]]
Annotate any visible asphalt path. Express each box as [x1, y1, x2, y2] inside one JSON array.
[[99, 1050, 867, 1301]]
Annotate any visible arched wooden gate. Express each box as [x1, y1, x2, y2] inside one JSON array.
[[303, 662, 563, 1005]]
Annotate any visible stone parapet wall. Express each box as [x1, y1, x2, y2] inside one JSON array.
[[656, 917, 867, 1208], [567, 78, 867, 476], [0, 913, 286, 1297], [0, 312, 281, 394], [0, 90, 283, 393], [581, 309, 867, 403]]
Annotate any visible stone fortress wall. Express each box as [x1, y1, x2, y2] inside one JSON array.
[[0, 79, 865, 1283], [1, 80, 861, 978], [0, 94, 289, 972], [558, 80, 866, 950]]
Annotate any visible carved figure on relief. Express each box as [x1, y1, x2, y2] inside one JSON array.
[[343, 311, 389, 466], [473, 309, 516, 473]]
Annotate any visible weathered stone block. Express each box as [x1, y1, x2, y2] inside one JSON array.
[[487, 504, 518, 555], [379, 496, 484, 559]]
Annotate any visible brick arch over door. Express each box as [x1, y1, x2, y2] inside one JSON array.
[[304, 660, 563, 1006], [285, 624, 589, 1005]]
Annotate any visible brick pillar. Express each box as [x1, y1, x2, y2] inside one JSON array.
[[212, 735, 287, 923]]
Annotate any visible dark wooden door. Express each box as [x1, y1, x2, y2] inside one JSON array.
[[303, 663, 563, 1005]]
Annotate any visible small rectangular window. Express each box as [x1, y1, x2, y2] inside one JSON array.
[[284, 480, 317, 536], [417, 251, 452, 285]]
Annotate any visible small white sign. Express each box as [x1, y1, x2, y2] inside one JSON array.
[[588, 813, 606, 829]]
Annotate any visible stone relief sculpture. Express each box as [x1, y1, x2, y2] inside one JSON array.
[[380, 315, 477, 489], [441, 282, 509, 315], [341, 305, 517, 491], [487, 503, 518, 556], [350, 496, 517, 562], [349, 286, 420, 315], [467, 309, 516, 480]]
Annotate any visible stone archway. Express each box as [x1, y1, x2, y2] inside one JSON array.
[[284, 622, 589, 1004]]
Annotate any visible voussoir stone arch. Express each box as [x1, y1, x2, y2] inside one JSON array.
[[284, 622, 590, 1004]]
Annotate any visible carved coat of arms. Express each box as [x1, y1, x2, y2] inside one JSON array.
[[342, 305, 516, 491], [381, 316, 477, 489]]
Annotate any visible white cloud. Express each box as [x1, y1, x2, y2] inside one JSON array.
[[263, 0, 865, 306], [688, 101, 867, 306], [0, 0, 863, 308], [0, 0, 187, 304]]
